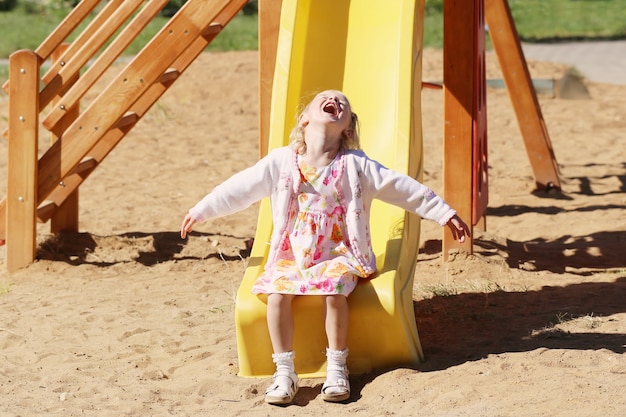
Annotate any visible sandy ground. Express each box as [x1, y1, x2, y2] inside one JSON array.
[[1, 49, 625, 416]]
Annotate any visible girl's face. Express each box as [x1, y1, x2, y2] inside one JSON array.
[[303, 90, 353, 133]]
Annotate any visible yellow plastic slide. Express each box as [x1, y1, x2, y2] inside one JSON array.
[[235, 0, 425, 377]]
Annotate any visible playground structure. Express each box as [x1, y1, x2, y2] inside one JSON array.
[[1, 0, 560, 375], [1, 0, 249, 270]]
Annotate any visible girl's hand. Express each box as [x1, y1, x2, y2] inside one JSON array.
[[181, 213, 197, 239], [446, 214, 471, 243]]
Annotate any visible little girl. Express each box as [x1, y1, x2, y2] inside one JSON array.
[[181, 90, 470, 405]]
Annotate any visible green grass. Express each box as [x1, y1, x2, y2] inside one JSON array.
[[508, 0, 626, 42], [0, 6, 69, 57], [422, 0, 626, 49], [206, 13, 258, 51], [423, 9, 444, 49]]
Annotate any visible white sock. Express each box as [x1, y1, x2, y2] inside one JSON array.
[[272, 351, 296, 375], [326, 347, 349, 373]]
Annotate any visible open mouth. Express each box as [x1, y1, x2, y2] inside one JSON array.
[[323, 101, 338, 116]]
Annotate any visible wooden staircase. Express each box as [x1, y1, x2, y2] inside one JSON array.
[[1, 0, 248, 272]]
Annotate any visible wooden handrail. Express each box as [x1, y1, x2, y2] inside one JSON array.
[[36, 0, 101, 61], [45, 0, 144, 91], [41, 0, 125, 85], [35, 0, 228, 203], [1, 0, 101, 94], [43, 0, 170, 131]]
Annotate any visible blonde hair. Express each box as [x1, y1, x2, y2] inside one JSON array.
[[289, 97, 361, 155]]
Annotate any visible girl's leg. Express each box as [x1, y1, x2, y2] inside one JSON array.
[[264, 293, 298, 405], [324, 294, 349, 350], [322, 294, 351, 402], [266, 293, 296, 353]]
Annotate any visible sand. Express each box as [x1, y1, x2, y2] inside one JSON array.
[[1, 49, 625, 416]]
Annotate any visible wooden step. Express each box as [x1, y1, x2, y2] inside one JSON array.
[[36, 156, 98, 223], [114, 112, 140, 130], [37, 200, 58, 223], [159, 68, 181, 84], [202, 22, 223, 38], [69, 156, 98, 176]]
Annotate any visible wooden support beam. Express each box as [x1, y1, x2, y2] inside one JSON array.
[[6, 50, 40, 272], [258, 0, 283, 158], [0, 198, 6, 245], [50, 44, 80, 234], [485, 0, 560, 189], [442, 0, 479, 259], [472, 1, 489, 227]]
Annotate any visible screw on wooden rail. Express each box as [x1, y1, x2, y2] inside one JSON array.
[[18, 196, 24, 202], [19, 116, 25, 122]]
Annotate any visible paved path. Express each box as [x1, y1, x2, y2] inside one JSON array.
[[521, 40, 626, 85]]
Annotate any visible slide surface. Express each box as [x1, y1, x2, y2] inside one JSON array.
[[236, 0, 425, 377]]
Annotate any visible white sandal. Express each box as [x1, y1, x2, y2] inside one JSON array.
[[264, 370, 299, 405], [321, 363, 350, 402]]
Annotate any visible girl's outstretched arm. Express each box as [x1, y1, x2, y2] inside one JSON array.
[[446, 214, 471, 243]]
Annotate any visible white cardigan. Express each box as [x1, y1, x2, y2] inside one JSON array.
[[189, 146, 456, 275]]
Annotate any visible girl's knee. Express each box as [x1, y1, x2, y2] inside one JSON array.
[[324, 294, 348, 309], [268, 293, 295, 308]]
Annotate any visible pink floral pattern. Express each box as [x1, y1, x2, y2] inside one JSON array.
[[252, 154, 367, 296]]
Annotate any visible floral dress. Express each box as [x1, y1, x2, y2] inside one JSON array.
[[252, 153, 368, 296]]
